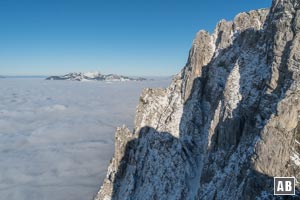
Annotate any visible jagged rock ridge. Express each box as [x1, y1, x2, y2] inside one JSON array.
[[96, 0, 300, 199], [46, 72, 146, 82]]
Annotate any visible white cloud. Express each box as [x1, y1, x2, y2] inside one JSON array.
[[0, 78, 170, 200]]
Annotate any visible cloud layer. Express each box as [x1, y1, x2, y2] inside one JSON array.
[[0, 78, 170, 200]]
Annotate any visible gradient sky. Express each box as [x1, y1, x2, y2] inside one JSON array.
[[0, 0, 271, 76]]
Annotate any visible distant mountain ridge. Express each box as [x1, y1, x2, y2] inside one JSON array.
[[46, 72, 146, 82]]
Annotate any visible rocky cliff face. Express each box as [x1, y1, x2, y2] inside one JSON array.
[[96, 0, 300, 199]]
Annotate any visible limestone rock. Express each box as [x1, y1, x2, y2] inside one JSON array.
[[95, 0, 300, 199]]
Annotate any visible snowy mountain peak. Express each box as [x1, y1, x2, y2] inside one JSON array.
[[82, 71, 102, 79], [95, 0, 300, 199]]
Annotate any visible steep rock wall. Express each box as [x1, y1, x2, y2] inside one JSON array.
[[96, 0, 300, 199]]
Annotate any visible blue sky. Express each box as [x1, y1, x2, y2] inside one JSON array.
[[0, 0, 271, 76]]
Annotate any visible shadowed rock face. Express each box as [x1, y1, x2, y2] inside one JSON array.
[[95, 0, 300, 199]]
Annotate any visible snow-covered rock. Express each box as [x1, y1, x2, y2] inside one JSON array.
[[46, 72, 146, 82], [95, 0, 300, 199]]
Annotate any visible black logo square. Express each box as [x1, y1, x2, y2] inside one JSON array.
[[274, 177, 295, 195]]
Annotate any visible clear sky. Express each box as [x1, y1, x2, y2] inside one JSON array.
[[0, 0, 271, 76]]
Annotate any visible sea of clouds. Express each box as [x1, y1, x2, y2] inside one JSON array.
[[0, 77, 171, 200]]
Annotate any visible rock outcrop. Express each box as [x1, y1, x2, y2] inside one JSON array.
[[96, 0, 300, 199]]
